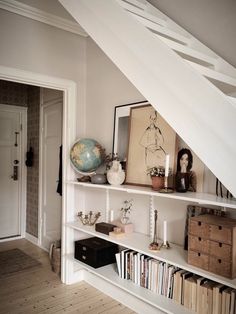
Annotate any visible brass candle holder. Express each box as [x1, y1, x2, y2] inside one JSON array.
[[149, 209, 160, 251], [160, 241, 170, 249], [77, 211, 101, 226], [159, 176, 174, 193]]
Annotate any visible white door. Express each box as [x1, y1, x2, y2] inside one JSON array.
[[0, 105, 26, 239], [40, 92, 62, 250]]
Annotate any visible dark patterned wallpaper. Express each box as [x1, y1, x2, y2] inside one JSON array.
[[26, 86, 40, 238], [0, 80, 28, 106]]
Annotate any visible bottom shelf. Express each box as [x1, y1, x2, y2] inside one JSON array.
[[67, 254, 193, 314]]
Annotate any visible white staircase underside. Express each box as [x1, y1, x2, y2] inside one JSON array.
[[59, 0, 236, 196]]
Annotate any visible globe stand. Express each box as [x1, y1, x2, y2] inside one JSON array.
[[77, 176, 91, 183]]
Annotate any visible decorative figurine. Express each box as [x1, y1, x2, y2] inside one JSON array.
[[107, 160, 125, 186], [77, 211, 101, 226]]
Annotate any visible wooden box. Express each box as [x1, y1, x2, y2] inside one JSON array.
[[188, 214, 236, 279], [74, 237, 118, 268], [95, 222, 117, 235]]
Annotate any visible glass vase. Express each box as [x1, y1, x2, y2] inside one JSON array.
[[121, 211, 130, 225]]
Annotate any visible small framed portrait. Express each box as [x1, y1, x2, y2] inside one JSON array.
[[175, 137, 205, 192]]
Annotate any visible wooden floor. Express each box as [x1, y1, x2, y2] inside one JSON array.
[[0, 239, 136, 314]]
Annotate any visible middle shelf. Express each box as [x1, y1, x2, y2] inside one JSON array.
[[66, 221, 236, 289]]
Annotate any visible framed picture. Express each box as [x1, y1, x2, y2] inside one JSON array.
[[126, 104, 176, 186], [112, 100, 149, 161], [175, 136, 205, 192]]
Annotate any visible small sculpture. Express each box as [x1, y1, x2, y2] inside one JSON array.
[[77, 211, 101, 226], [107, 160, 125, 186]]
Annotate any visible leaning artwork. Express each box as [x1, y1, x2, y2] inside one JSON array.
[[126, 104, 176, 186]]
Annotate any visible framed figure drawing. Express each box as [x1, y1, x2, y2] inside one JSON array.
[[126, 104, 176, 186]]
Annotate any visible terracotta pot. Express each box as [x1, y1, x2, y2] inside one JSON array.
[[151, 176, 164, 191]]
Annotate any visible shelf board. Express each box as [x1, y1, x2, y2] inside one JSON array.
[[67, 255, 192, 314], [67, 180, 236, 209], [67, 221, 236, 289]]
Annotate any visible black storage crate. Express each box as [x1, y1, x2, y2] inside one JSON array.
[[74, 237, 118, 268]]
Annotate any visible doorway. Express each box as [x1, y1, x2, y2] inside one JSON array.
[[0, 66, 76, 283], [0, 104, 27, 240]]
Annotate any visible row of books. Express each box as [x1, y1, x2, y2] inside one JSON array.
[[115, 249, 235, 314]]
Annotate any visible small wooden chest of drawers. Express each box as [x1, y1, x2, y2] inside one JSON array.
[[188, 214, 236, 278]]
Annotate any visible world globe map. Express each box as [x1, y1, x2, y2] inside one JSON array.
[[70, 138, 105, 173]]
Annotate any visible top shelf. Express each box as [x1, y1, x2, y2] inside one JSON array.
[[67, 180, 236, 209]]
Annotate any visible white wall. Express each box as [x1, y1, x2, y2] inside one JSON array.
[[149, 0, 236, 68], [0, 8, 87, 135], [84, 37, 197, 246], [86, 37, 145, 151]]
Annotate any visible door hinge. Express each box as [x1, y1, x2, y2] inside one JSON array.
[[20, 124, 23, 131]]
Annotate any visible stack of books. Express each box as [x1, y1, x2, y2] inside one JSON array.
[[115, 249, 236, 313]]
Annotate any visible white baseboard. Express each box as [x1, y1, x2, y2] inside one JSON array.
[[0, 235, 23, 243], [25, 232, 39, 245]]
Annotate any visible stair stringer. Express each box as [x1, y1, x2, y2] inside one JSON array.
[[59, 0, 236, 196]]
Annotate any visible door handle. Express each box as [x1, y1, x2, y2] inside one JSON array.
[[11, 166, 18, 181]]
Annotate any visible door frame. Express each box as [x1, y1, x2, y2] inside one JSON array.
[[0, 66, 77, 283], [0, 103, 27, 241], [38, 92, 63, 250]]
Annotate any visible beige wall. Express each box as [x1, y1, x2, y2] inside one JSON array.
[[149, 0, 236, 68]]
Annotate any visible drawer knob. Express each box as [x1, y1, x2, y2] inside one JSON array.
[[218, 259, 222, 264], [219, 243, 222, 247], [218, 226, 222, 230], [198, 222, 202, 226], [198, 237, 202, 241], [82, 255, 86, 260], [198, 253, 201, 257], [82, 246, 87, 251]]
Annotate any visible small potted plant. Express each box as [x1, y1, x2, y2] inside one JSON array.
[[147, 166, 165, 191], [120, 199, 133, 225]]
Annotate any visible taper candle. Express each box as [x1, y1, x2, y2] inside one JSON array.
[[110, 210, 114, 222], [165, 154, 170, 177], [163, 220, 167, 245]]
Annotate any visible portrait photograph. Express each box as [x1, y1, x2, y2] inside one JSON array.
[[176, 136, 205, 192]]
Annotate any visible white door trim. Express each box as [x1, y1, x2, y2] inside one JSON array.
[[38, 90, 63, 250], [0, 66, 77, 283], [0, 103, 27, 239]]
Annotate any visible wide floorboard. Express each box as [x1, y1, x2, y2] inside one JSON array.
[[0, 239, 136, 314]]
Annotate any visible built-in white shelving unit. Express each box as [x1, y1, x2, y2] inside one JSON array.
[[67, 180, 236, 209], [64, 180, 236, 314], [67, 254, 191, 314], [67, 222, 236, 289]]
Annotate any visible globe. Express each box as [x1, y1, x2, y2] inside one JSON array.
[[70, 138, 105, 173]]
